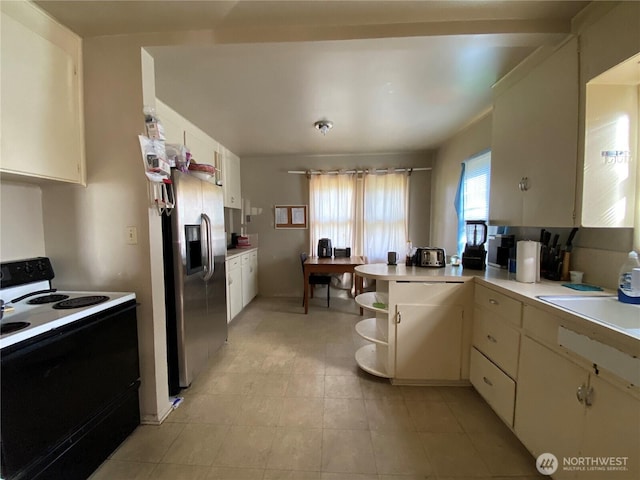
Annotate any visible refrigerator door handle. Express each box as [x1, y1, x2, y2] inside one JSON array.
[[201, 213, 215, 281]]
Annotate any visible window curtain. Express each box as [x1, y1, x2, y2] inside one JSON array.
[[363, 171, 409, 263], [454, 163, 466, 257], [309, 173, 357, 256]]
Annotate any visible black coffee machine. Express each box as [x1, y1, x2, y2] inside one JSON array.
[[317, 238, 332, 258], [462, 220, 487, 270]]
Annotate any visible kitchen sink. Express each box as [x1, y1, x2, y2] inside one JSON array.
[[537, 295, 640, 337]]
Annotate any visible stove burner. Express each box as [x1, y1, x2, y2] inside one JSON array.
[[27, 294, 70, 305], [1, 321, 30, 335], [52, 296, 110, 310]]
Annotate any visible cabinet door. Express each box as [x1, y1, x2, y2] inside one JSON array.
[[581, 374, 640, 479], [1, 5, 84, 184], [222, 152, 242, 209], [515, 335, 585, 477], [184, 127, 217, 167], [490, 38, 578, 227], [251, 252, 258, 298], [241, 261, 251, 308], [156, 100, 185, 145], [521, 38, 578, 227], [227, 262, 243, 321], [395, 303, 463, 381]]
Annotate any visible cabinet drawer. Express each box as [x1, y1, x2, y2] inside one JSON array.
[[522, 304, 561, 345], [474, 285, 522, 326], [241, 253, 251, 266], [470, 347, 516, 427], [472, 308, 520, 379], [226, 257, 241, 271]]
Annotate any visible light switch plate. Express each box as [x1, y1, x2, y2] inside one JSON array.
[[126, 226, 138, 245]]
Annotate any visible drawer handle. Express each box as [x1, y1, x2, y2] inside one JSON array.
[[486, 334, 498, 343], [488, 298, 499, 305], [483, 376, 493, 387]]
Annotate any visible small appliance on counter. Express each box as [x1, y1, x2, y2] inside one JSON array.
[[236, 235, 251, 247], [413, 247, 446, 268], [462, 220, 487, 270], [487, 234, 514, 268], [318, 238, 332, 258]]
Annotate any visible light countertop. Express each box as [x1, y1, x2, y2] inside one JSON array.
[[356, 263, 639, 356], [226, 247, 258, 259]]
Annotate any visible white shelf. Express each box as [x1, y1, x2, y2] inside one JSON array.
[[355, 344, 391, 378], [355, 292, 389, 313], [355, 317, 388, 345]]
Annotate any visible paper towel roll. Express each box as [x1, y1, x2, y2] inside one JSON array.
[[516, 240, 540, 283]]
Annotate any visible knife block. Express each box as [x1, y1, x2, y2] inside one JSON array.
[[561, 252, 571, 281]]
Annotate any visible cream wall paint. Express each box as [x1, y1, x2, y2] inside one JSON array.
[[241, 152, 434, 297], [430, 113, 493, 257], [0, 181, 46, 261]]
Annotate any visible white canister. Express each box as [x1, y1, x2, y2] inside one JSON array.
[[516, 240, 540, 283]]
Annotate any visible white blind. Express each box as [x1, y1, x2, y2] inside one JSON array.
[[463, 151, 491, 222]]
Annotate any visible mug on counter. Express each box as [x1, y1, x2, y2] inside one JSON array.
[[387, 251, 397, 265]]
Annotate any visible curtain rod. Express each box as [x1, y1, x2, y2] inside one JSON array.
[[287, 167, 431, 175]]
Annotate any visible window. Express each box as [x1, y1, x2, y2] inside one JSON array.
[[455, 150, 491, 256], [309, 171, 409, 263]]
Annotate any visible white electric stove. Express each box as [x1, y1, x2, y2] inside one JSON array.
[[0, 258, 135, 349]]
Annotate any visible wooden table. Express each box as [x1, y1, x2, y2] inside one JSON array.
[[303, 256, 366, 314]]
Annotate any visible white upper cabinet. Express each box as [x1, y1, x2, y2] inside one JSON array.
[[490, 37, 579, 227], [184, 125, 218, 168], [1, 2, 85, 185], [155, 99, 241, 204], [222, 150, 241, 209], [156, 101, 185, 145]]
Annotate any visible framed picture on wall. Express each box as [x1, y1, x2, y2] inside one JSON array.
[[275, 205, 307, 229]]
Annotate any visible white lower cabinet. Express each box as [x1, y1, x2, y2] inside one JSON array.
[[470, 348, 516, 426], [470, 284, 522, 427], [241, 250, 258, 308], [355, 279, 471, 383], [516, 335, 640, 479], [515, 335, 587, 477], [226, 256, 243, 323], [226, 249, 258, 322], [395, 303, 463, 381]]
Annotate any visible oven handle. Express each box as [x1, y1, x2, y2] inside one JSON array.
[[9, 288, 57, 304]]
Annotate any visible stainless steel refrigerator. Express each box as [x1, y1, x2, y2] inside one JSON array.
[[162, 170, 227, 395]]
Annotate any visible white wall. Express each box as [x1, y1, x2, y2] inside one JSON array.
[[0, 181, 46, 261]]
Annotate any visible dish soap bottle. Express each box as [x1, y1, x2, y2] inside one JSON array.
[[618, 251, 640, 304]]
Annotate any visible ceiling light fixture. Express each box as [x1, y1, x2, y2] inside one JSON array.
[[314, 120, 333, 136]]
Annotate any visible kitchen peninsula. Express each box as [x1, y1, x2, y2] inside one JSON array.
[[356, 263, 640, 480], [354, 264, 474, 384]]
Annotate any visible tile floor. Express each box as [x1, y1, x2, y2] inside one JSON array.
[[91, 295, 543, 480]]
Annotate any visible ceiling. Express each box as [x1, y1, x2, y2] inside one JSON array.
[[34, 1, 590, 157]]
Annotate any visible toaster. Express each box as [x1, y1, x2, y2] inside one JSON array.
[[413, 247, 446, 268]]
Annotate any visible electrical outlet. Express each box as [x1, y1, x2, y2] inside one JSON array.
[[126, 226, 138, 245]]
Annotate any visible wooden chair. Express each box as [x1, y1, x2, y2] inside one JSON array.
[[300, 252, 331, 308]]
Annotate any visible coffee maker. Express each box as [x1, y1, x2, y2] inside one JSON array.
[[462, 220, 487, 270]]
